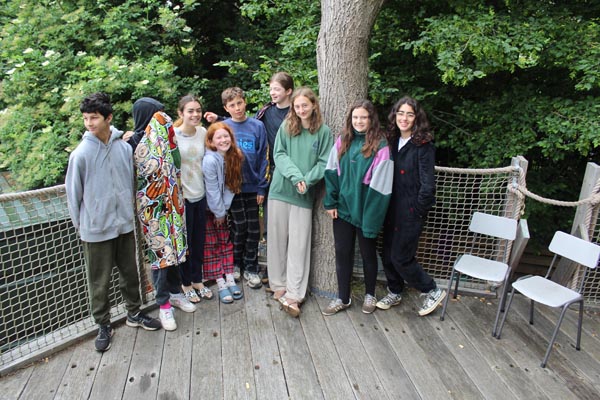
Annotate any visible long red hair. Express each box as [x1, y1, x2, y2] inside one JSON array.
[[205, 122, 244, 194]]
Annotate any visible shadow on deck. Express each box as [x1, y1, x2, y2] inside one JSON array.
[[2, 284, 600, 400]]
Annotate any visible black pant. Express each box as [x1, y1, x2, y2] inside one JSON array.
[[179, 197, 207, 286], [382, 216, 436, 294], [152, 266, 182, 306], [333, 218, 378, 304], [229, 192, 260, 273]]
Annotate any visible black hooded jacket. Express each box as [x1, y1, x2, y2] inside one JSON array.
[[128, 97, 164, 151]]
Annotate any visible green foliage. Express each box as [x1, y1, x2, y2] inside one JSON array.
[[213, 0, 320, 112], [0, 0, 206, 189]]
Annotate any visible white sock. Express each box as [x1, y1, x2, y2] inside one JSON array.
[[225, 273, 236, 286], [217, 278, 227, 291]]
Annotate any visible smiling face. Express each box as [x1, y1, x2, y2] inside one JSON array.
[[270, 81, 292, 107], [396, 103, 416, 137], [211, 128, 232, 155], [83, 111, 112, 138], [223, 96, 247, 122], [178, 100, 202, 128], [293, 95, 315, 124], [351, 107, 370, 133]]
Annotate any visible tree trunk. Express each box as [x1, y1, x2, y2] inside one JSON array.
[[310, 0, 385, 297]]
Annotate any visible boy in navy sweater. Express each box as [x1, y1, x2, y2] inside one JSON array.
[[221, 87, 268, 290]]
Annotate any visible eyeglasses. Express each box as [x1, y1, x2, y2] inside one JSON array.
[[396, 111, 415, 119]]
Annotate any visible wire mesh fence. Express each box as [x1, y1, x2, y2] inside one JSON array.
[[0, 185, 153, 372]]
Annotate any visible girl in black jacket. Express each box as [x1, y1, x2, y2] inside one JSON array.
[[377, 96, 446, 316]]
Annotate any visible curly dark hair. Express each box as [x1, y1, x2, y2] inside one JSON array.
[[80, 92, 112, 118], [386, 96, 433, 146]]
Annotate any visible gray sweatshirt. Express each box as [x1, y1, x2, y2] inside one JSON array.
[[202, 150, 234, 219], [65, 126, 135, 242]]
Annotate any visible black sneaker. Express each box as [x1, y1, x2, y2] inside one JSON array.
[[95, 324, 113, 352], [126, 311, 162, 331]]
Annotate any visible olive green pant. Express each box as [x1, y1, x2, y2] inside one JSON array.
[[82, 231, 142, 325]]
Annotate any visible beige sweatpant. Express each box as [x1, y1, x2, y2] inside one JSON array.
[[266, 199, 313, 302]]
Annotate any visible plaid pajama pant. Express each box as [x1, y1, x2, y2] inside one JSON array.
[[203, 212, 234, 281]]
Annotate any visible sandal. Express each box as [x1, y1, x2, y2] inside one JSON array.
[[227, 283, 244, 300], [218, 287, 234, 304], [194, 285, 213, 300], [279, 297, 301, 318], [182, 286, 201, 303]]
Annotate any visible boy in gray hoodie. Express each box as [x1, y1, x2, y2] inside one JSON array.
[[66, 92, 161, 352]]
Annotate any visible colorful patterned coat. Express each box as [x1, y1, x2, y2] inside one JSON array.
[[134, 111, 187, 269]]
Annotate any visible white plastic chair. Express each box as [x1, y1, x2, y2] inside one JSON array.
[[440, 212, 518, 336], [495, 230, 600, 368]]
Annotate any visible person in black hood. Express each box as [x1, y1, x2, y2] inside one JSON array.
[[123, 97, 165, 150]]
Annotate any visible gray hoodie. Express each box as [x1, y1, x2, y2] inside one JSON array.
[[66, 126, 135, 242], [202, 150, 234, 219]]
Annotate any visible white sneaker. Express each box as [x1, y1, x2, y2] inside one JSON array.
[[243, 271, 262, 289], [159, 307, 177, 331], [170, 293, 197, 313], [418, 287, 447, 316]]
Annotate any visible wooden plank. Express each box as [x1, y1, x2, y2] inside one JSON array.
[[190, 289, 224, 400], [54, 339, 102, 400], [0, 364, 33, 399], [397, 292, 483, 399], [122, 311, 165, 400], [18, 347, 72, 399], [243, 286, 288, 400], [446, 296, 549, 400], [271, 295, 324, 399], [465, 295, 597, 399], [156, 308, 194, 400], [345, 298, 421, 399], [299, 294, 356, 400], [408, 296, 517, 400], [221, 291, 257, 400], [315, 296, 389, 400], [88, 324, 136, 400], [508, 295, 600, 391], [373, 291, 452, 400]]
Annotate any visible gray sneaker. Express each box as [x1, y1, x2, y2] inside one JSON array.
[[376, 291, 402, 310], [418, 287, 447, 316], [95, 324, 113, 352], [243, 271, 263, 289], [322, 298, 351, 316], [362, 294, 377, 314], [126, 311, 162, 331]]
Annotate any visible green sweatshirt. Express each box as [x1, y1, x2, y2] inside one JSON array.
[[269, 123, 333, 209], [324, 134, 393, 238]]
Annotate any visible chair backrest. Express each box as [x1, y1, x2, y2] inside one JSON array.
[[549, 231, 600, 269], [469, 212, 518, 241]]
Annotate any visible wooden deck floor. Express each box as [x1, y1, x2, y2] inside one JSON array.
[[2, 284, 600, 400]]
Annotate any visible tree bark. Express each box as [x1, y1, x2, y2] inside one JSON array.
[[310, 0, 385, 297]]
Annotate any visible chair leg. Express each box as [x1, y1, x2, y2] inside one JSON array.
[[496, 287, 516, 339], [453, 271, 461, 298], [493, 278, 510, 337], [576, 300, 584, 350], [541, 305, 570, 368], [529, 299, 535, 325], [440, 269, 456, 321]]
